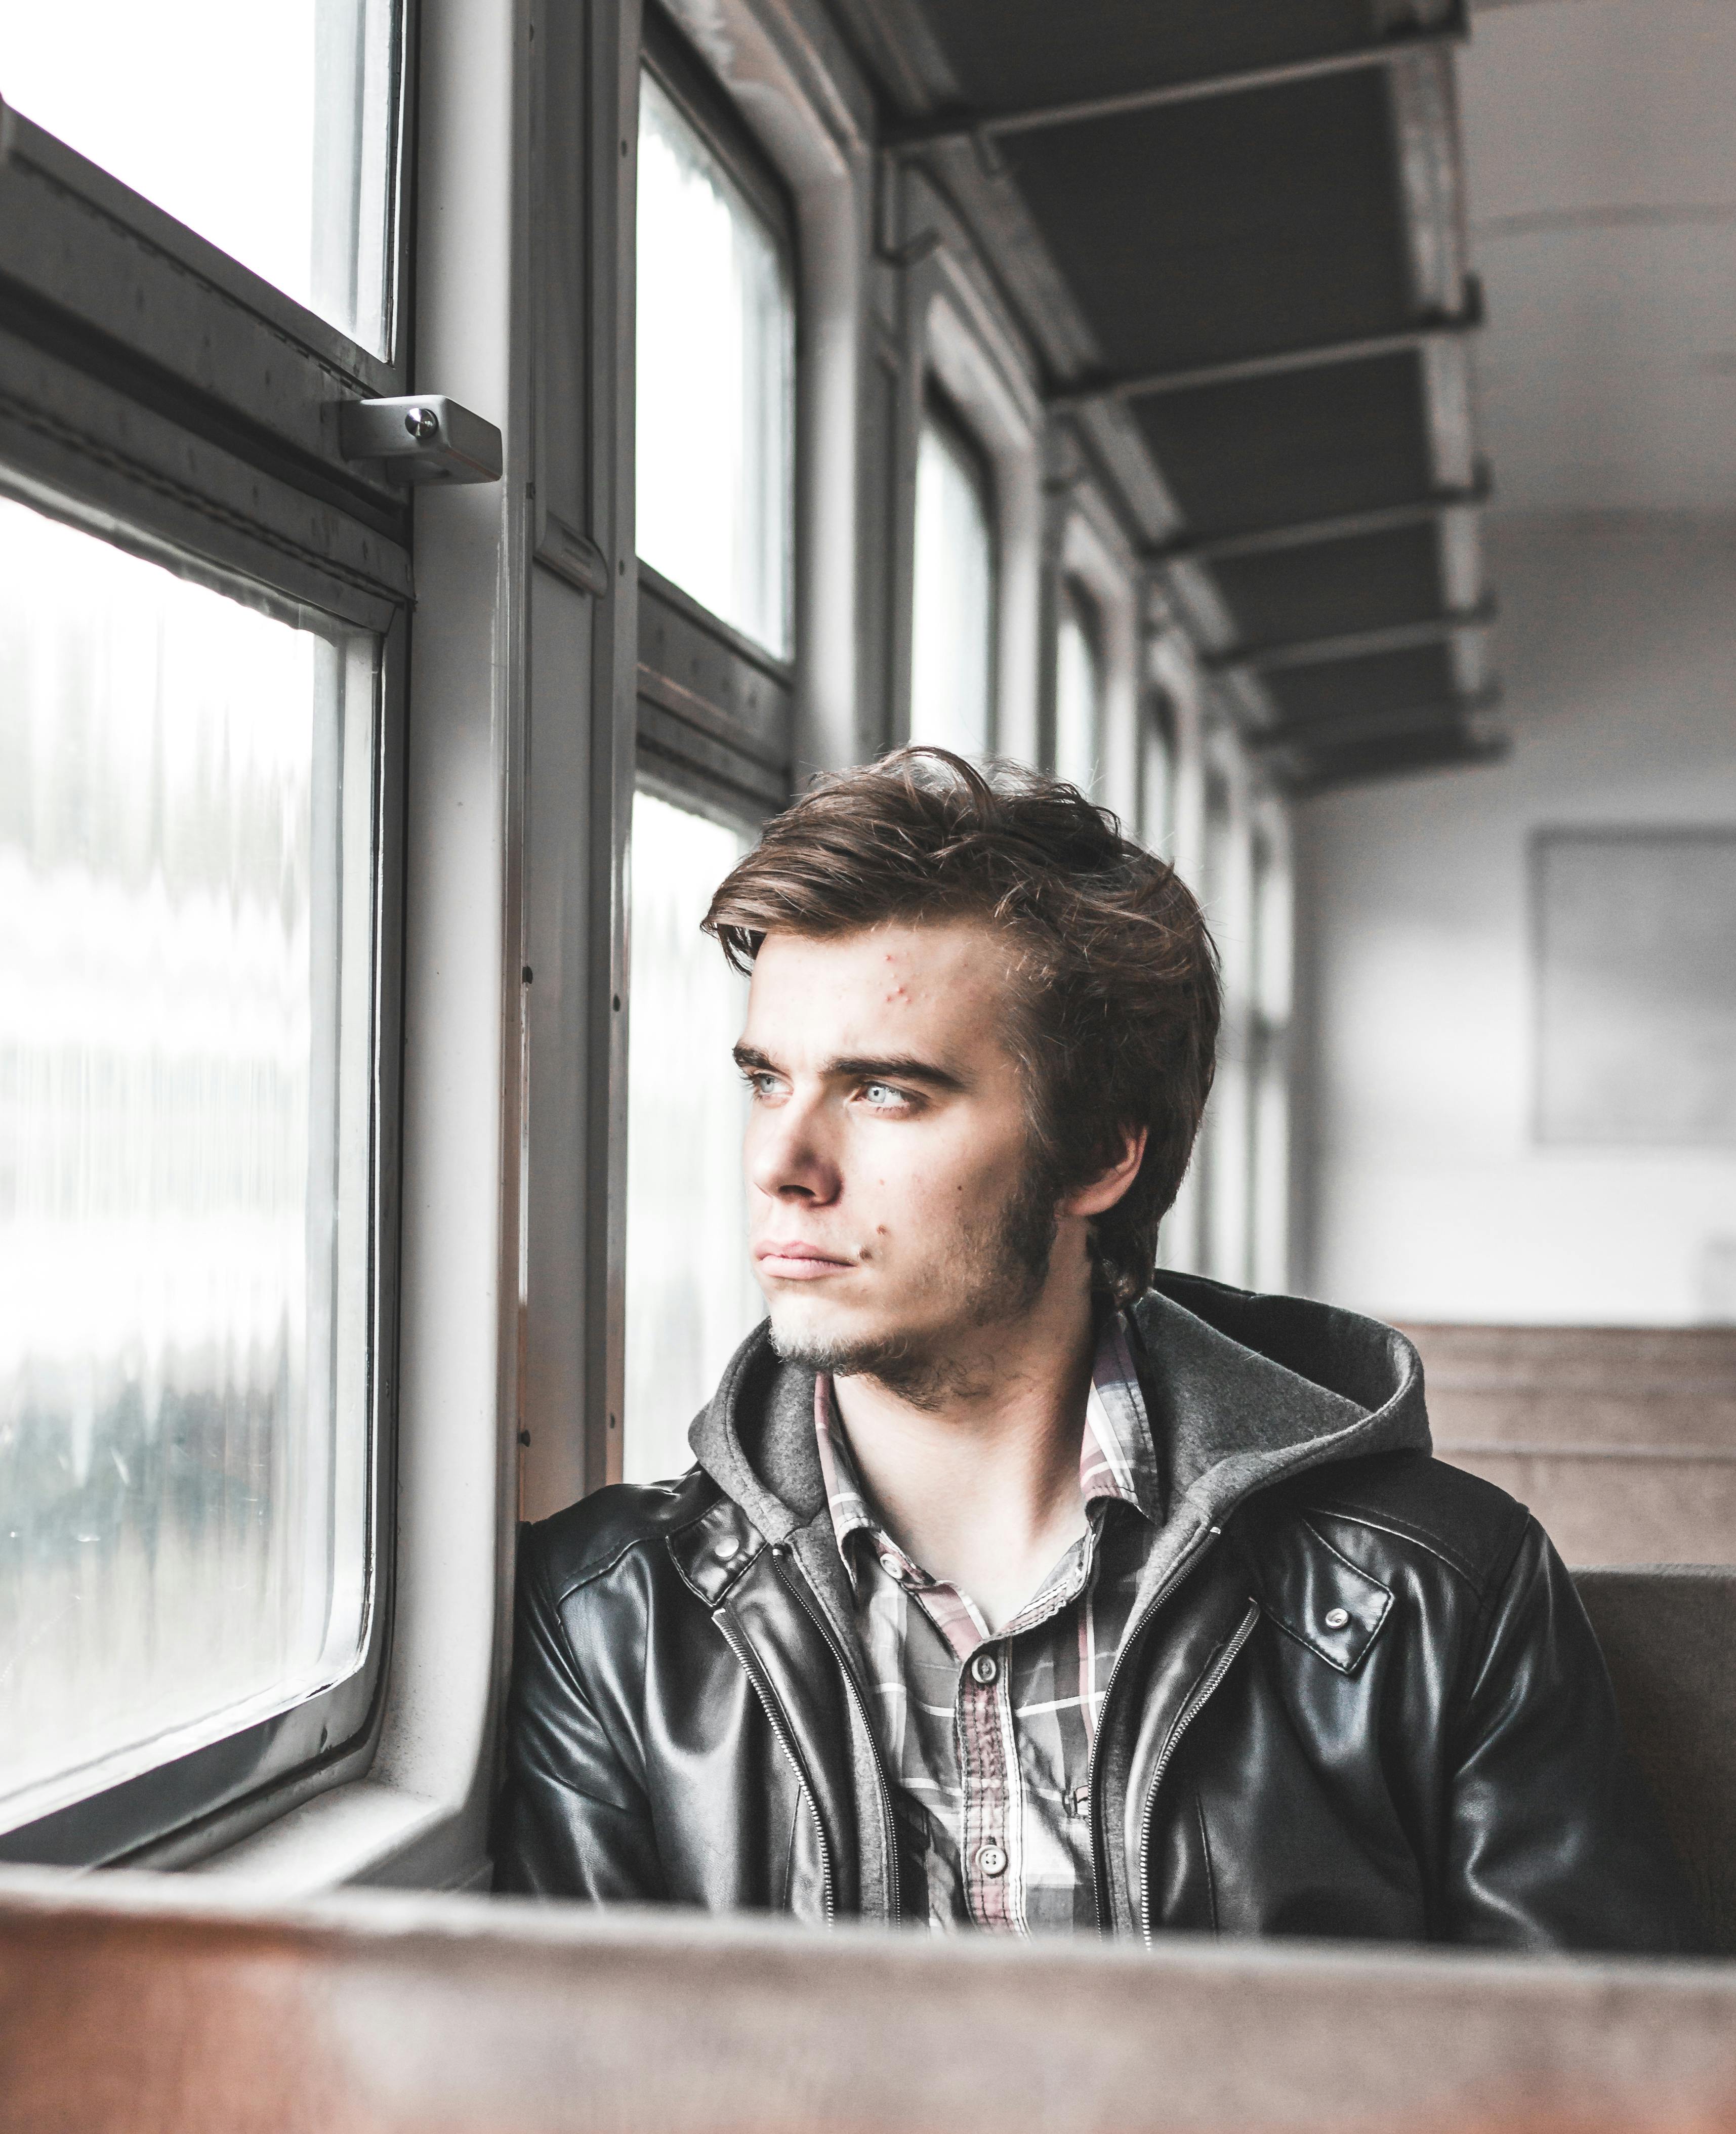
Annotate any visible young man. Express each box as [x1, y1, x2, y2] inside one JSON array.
[[495, 749, 1695, 1948]]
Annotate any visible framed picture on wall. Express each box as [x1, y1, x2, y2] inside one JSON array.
[[1533, 827, 1736, 1147]]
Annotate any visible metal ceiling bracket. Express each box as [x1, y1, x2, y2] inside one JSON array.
[[1147, 474, 1491, 567], [1246, 685, 1503, 754], [337, 395, 504, 486], [1204, 595, 1498, 674], [884, 13, 1469, 156], [1285, 727, 1510, 794], [877, 226, 944, 272], [1048, 281, 1483, 410], [970, 128, 1008, 181]]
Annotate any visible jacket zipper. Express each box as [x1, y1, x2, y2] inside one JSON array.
[[711, 1606, 838, 1923], [1085, 1517, 1220, 1932], [775, 1550, 904, 1924], [1137, 1596, 1260, 1947]]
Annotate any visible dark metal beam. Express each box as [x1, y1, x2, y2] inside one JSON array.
[[1246, 686, 1503, 756], [1203, 596, 1497, 674], [1286, 728, 1510, 795], [884, 16, 1468, 157], [1147, 476, 1490, 568], [1048, 284, 1482, 410]]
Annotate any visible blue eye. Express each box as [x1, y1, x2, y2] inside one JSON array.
[[861, 1082, 904, 1108]]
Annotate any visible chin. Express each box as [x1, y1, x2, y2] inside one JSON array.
[[764, 1288, 860, 1354], [765, 1292, 932, 1382]]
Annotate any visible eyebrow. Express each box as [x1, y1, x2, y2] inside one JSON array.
[[732, 1043, 969, 1095]]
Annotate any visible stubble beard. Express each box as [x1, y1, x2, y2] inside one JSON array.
[[767, 1157, 1061, 1410]]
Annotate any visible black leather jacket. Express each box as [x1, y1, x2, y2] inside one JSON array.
[[494, 1275, 1699, 1950]]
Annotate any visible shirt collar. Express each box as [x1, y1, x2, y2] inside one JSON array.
[[1079, 1309, 1163, 1519], [813, 1309, 1163, 1570]]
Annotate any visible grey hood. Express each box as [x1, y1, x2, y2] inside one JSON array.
[[687, 1269, 1431, 1549]]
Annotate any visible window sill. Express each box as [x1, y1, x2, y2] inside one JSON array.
[[185, 1777, 484, 1899]]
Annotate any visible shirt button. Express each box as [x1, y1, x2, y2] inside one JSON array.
[[1323, 1606, 1350, 1630], [978, 1840, 1008, 1877], [878, 1552, 905, 1580], [969, 1651, 999, 1686]]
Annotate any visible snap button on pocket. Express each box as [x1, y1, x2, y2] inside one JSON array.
[[1323, 1606, 1350, 1630]]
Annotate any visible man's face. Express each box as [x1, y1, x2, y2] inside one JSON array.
[[735, 919, 1054, 1385]]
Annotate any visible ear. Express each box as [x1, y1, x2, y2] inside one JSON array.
[[1058, 1125, 1147, 1219]]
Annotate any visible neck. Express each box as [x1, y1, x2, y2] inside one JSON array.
[[828, 1250, 1101, 1634]]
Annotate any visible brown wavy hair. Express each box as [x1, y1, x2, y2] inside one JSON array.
[[702, 747, 1220, 1307]]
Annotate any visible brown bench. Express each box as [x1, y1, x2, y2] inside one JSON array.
[[2, 1861, 1736, 2134], [0, 1569, 1728, 2131], [1403, 1323, 1736, 1565]]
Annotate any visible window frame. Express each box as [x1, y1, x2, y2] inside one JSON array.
[[1249, 802, 1294, 1293], [634, 5, 801, 810], [610, 3, 811, 1501], [0, 63, 412, 1868], [1140, 683, 1179, 858], [1196, 747, 1258, 1288], [1054, 574, 1105, 793]]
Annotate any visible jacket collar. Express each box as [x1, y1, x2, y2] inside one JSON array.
[[687, 1277, 1431, 1547]]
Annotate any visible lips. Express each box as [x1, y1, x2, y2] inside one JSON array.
[[755, 1240, 856, 1280]]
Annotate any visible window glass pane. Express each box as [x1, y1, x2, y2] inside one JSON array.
[[636, 71, 794, 657], [3, 0, 400, 354], [1249, 821, 1293, 1292], [1140, 691, 1176, 857], [0, 494, 376, 1832], [625, 791, 762, 1485], [910, 412, 994, 758], [1054, 588, 1102, 796], [1197, 768, 1252, 1285]]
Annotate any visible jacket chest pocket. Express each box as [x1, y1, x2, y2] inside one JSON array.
[[1145, 1777, 1223, 1934]]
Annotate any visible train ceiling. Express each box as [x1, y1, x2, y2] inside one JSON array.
[[837, 0, 1505, 794]]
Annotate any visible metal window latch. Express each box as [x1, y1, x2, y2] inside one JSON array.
[[337, 395, 503, 486]]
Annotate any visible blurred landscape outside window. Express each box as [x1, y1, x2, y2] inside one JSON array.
[[1054, 581, 1103, 798], [624, 791, 763, 1485], [0, 496, 377, 1831], [910, 403, 995, 760], [636, 67, 795, 658], [2, 0, 400, 353]]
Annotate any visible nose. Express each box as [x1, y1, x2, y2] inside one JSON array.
[[746, 1084, 842, 1205]]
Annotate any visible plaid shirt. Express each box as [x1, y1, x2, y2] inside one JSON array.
[[814, 1313, 1163, 1934]]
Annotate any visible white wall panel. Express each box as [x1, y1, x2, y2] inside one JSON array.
[[1297, 512, 1736, 1325]]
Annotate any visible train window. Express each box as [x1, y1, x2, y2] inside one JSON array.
[[0, 25, 408, 1862], [635, 62, 796, 658], [1249, 814, 1293, 1292], [910, 397, 995, 758], [1196, 765, 1242, 1282], [0, 497, 381, 1840], [624, 789, 761, 1484], [1, 0, 401, 353], [1054, 580, 1103, 797], [1140, 687, 1178, 858]]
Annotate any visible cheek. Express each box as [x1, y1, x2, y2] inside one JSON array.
[[864, 1126, 1017, 1231]]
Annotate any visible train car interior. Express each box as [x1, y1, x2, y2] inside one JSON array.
[[2, 0, 1734, 2125]]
